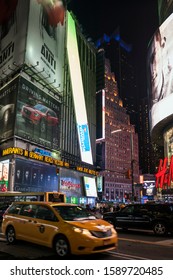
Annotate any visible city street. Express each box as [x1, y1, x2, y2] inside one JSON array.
[[0, 228, 173, 260]]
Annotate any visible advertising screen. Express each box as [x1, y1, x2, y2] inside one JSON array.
[[59, 169, 83, 198], [147, 13, 173, 131], [83, 177, 97, 197], [0, 0, 28, 79], [25, 0, 66, 93], [14, 158, 58, 192], [97, 176, 103, 192], [0, 78, 17, 143], [0, 0, 65, 92], [142, 181, 156, 197], [15, 76, 61, 150], [0, 159, 9, 192], [66, 12, 93, 165]]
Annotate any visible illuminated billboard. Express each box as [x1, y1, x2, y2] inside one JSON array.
[[14, 158, 58, 192], [59, 169, 83, 197], [0, 78, 17, 143], [83, 177, 97, 197], [25, 0, 66, 92], [147, 13, 173, 133], [142, 181, 156, 197], [0, 0, 66, 92], [0, 0, 28, 78], [66, 12, 93, 165], [0, 159, 9, 192], [15, 76, 61, 150]]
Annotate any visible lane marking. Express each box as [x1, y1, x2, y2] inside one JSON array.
[[119, 237, 173, 247]]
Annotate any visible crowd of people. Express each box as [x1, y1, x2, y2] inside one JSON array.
[[85, 203, 125, 218]]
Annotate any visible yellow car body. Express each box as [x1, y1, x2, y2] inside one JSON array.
[[2, 201, 118, 257]]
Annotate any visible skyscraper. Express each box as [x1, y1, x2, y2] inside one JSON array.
[[96, 58, 139, 202], [96, 29, 138, 127]]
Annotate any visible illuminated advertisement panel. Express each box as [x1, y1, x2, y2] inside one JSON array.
[[97, 176, 103, 192], [25, 0, 66, 92], [142, 181, 156, 197], [14, 158, 58, 192], [147, 13, 173, 131], [0, 78, 17, 143], [0, 0, 66, 92], [66, 12, 93, 165], [83, 177, 97, 197], [59, 169, 83, 198], [15, 76, 61, 150], [0, 159, 9, 192], [164, 126, 173, 159], [0, 0, 28, 78]]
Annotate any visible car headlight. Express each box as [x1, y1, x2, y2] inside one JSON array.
[[111, 226, 117, 235], [73, 227, 92, 236]]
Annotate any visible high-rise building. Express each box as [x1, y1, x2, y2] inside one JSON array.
[[148, 1, 173, 197], [96, 58, 139, 202], [96, 30, 138, 127], [138, 97, 164, 174]]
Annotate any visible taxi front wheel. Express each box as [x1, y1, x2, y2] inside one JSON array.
[[6, 226, 16, 244], [54, 235, 70, 258]]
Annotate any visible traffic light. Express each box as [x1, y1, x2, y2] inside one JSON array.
[[125, 169, 131, 179]]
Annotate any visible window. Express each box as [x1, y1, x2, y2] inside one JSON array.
[[20, 204, 37, 217], [36, 205, 57, 221], [8, 204, 23, 215]]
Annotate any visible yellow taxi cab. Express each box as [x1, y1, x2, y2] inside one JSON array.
[[2, 201, 118, 258]]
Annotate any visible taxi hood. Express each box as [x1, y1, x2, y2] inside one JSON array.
[[66, 218, 112, 230]]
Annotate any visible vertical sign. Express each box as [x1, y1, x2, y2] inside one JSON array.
[[66, 12, 93, 164]]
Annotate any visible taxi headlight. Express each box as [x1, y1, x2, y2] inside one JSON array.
[[73, 227, 92, 236], [111, 226, 117, 235]]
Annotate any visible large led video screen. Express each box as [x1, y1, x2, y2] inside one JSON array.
[[147, 13, 173, 131], [59, 169, 83, 198], [15, 76, 61, 150], [83, 176, 97, 197], [14, 158, 58, 192]]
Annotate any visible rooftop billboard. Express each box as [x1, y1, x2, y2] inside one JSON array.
[[0, 0, 66, 93]]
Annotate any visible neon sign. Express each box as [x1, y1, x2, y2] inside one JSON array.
[[155, 156, 173, 188]]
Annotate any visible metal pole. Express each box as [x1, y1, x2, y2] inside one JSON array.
[[130, 131, 134, 202]]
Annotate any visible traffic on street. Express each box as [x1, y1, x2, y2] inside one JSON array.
[[0, 227, 173, 260]]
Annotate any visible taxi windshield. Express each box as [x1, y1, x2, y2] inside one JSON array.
[[53, 205, 96, 221]]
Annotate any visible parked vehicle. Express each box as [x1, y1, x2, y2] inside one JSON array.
[[2, 201, 118, 257], [103, 203, 173, 236]]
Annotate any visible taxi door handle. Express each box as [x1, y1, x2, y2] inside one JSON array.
[[28, 220, 37, 223]]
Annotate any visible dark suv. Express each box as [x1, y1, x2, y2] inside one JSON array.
[[103, 203, 173, 236]]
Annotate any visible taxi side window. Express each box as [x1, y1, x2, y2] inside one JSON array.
[[20, 204, 37, 217], [36, 206, 57, 221], [8, 204, 23, 215]]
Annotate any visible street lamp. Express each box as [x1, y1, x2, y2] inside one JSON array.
[[111, 128, 135, 202]]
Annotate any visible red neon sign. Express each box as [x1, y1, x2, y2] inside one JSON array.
[[155, 155, 173, 188]]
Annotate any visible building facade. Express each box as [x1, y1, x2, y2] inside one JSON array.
[[96, 58, 140, 202], [148, 4, 173, 198], [0, 0, 98, 207]]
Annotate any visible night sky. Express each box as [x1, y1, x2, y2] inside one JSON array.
[[68, 0, 159, 98]]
